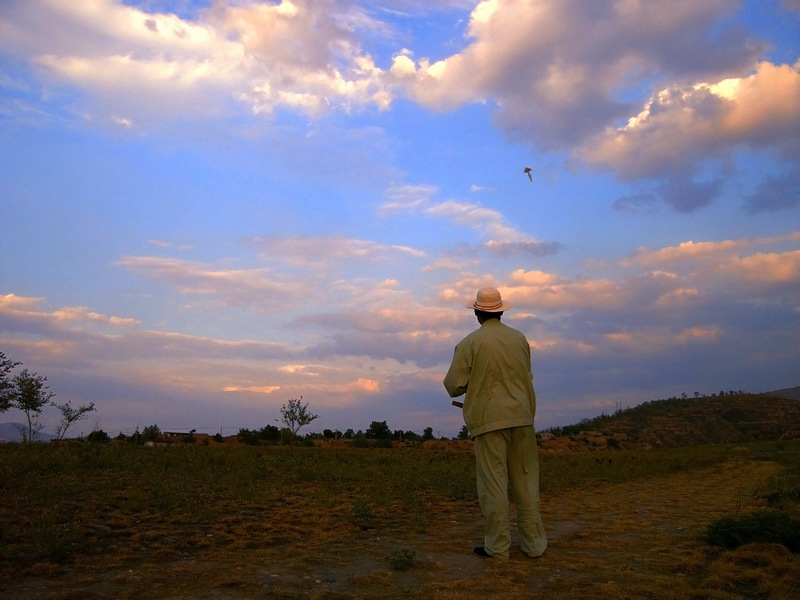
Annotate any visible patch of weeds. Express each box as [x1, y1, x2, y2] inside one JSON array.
[[706, 510, 800, 552], [413, 511, 428, 533], [349, 500, 375, 529], [763, 469, 800, 510], [385, 548, 416, 571]]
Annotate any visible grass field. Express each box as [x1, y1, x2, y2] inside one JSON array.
[[1, 440, 798, 599]]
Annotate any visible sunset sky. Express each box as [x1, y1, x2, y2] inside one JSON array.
[[1, 0, 798, 439]]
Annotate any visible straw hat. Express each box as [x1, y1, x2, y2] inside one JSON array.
[[465, 287, 511, 312]]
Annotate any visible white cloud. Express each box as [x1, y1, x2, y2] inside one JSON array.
[[1, 0, 395, 126], [250, 234, 427, 268], [0, 293, 139, 328], [580, 61, 800, 180], [622, 233, 800, 266], [390, 0, 765, 149], [117, 255, 307, 306], [381, 184, 549, 254]]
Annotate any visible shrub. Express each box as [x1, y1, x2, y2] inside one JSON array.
[[86, 429, 110, 443], [385, 549, 416, 571], [352, 437, 370, 448], [237, 428, 260, 446], [706, 510, 800, 552]]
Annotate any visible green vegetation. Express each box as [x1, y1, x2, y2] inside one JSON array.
[[705, 442, 800, 553], [1, 439, 798, 598], [1, 439, 797, 572], [279, 396, 319, 441], [0, 350, 56, 442], [542, 391, 800, 448], [707, 510, 800, 551], [385, 548, 416, 571]]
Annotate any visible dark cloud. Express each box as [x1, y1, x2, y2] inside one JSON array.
[[485, 239, 562, 257], [613, 192, 660, 214], [658, 175, 725, 213], [742, 167, 800, 213]]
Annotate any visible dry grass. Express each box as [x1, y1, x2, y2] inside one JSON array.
[[0, 441, 798, 599]]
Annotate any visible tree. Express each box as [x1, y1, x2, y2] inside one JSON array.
[[87, 429, 110, 443], [141, 424, 161, 442], [52, 400, 97, 440], [0, 351, 21, 412], [457, 425, 470, 440], [366, 420, 392, 440], [259, 424, 281, 442], [404, 430, 422, 442], [238, 428, 260, 445], [11, 369, 55, 442], [279, 396, 319, 442], [422, 426, 434, 441]]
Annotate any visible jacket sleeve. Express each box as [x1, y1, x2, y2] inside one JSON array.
[[443, 344, 469, 398]]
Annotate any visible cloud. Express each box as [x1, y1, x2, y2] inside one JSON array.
[[381, 184, 553, 256], [1, 0, 394, 127], [742, 167, 800, 213], [116, 255, 308, 307], [148, 239, 194, 250], [716, 250, 800, 288], [580, 61, 800, 180], [6, 0, 793, 218], [622, 239, 747, 266], [391, 0, 766, 149], [249, 234, 427, 268], [0, 293, 140, 330], [223, 384, 281, 394], [621, 233, 800, 266], [577, 60, 800, 212], [602, 325, 722, 353], [485, 239, 561, 257], [383, 2, 798, 214]]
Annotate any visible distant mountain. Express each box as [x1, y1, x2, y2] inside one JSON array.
[[0, 423, 54, 443], [765, 386, 800, 401], [544, 388, 800, 450]]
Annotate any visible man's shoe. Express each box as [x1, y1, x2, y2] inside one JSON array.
[[473, 546, 493, 558]]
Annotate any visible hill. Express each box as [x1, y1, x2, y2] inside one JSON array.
[[767, 385, 800, 401], [543, 388, 800, 450], [0, 423, 54, 443]]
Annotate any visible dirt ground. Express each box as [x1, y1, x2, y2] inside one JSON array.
[[3, 456, 796, 599]]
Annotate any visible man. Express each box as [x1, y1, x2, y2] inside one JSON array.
[[443, 287, 547, 559]]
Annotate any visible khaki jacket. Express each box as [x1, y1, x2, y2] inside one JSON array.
[[443, 319, 536, 437]]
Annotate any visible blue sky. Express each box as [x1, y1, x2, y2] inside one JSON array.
[[1, 0, 798, 439]]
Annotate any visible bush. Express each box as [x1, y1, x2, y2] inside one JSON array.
[[237, 428, 261, 446], [706, 510, 800, 552], [385, 549, 416, 571], [352, 437, 370, 448], [86, 429, 110, 443]]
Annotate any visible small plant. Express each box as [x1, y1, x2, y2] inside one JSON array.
[[350, 500, 375, 527], [706, 510, 800, 552], [385, 548, 416, 571]]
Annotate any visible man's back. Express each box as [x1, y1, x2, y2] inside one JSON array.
[[444, 318, 536, 437]]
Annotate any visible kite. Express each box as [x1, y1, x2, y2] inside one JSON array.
[[524, 166, 533, 182]]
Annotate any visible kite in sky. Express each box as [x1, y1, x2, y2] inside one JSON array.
[[524, 166, 533, 182]]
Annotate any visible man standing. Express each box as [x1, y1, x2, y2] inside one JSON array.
[[444, 287, 547, 559]]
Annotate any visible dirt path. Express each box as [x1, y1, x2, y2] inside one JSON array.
[[3, 457, 789, 599]]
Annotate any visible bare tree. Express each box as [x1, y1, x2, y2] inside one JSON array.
[[280, 396, 319, 442], [52, 400, 97, 440]]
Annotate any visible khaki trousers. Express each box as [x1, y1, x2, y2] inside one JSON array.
[[473, 425, 547, 558]]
